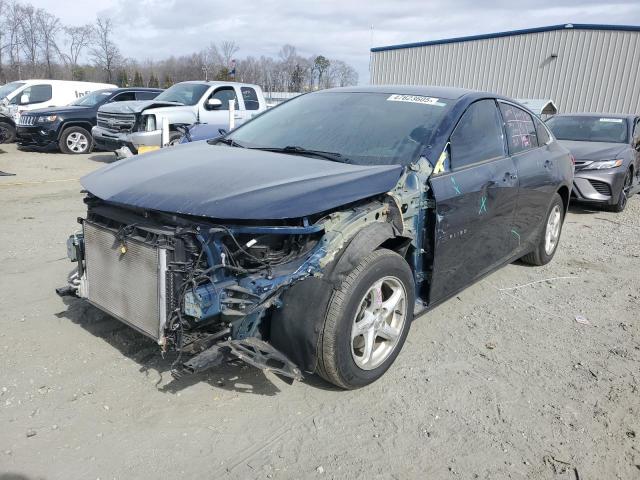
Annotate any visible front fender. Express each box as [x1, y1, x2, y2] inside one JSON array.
[[270, 221, 402, 373]]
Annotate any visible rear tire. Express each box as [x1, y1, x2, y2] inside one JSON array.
[[521, 193, 564, 266], [609, 168, 632, 213], [316, 249, 415, 389], [59, 126, 93, 154]]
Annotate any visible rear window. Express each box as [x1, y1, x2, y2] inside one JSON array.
[[546, 116, 628, 143]]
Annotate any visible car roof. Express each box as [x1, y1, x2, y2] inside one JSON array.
[[112, 87, 164, 92], [552, 112, 636, 120], [323, 85, 474, 100], [178, 80, 260, 89]]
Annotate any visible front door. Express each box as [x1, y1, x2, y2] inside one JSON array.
[[200, 86, 240, 128], [429, 99, 519, 304]]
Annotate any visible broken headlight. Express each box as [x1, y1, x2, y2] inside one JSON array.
[[142, 114, 157, 132]]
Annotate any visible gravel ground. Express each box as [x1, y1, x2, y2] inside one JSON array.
[[0, 143, 638, 480]]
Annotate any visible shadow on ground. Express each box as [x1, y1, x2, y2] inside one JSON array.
[[88, 152, 118, 163], [55, 296, 337, 395]]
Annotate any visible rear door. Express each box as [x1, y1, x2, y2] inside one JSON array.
[[237, 86, 261, 124], [499, 102, 557, 248], [429, 99, 519, 304]]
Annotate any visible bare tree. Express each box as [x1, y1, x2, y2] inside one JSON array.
[[18, 3, 40, 76], [90, 18, 121, 83], [59, 25, 91, 79], [220, 40, 239, 68], [37, 9, 60, 77]]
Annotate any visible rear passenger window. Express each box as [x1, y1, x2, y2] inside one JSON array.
[[499, 103, 539, 153], [136, 91, 160, 100], [241, 87, 260, 110], [112, 92, 136, 102], [535, 118, 551, 145], [450, 99, 506, 169]]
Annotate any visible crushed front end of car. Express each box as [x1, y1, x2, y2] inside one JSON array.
[[57, 143, 431, 381]]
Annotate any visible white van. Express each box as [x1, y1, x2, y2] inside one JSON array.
[[0, 80, 116, 122]]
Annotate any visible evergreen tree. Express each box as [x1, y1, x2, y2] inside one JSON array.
[[163, 75, 174, 88], [132, 70, 144, 87], [148, 73, 159, 88], [115, 69, 128, 87]]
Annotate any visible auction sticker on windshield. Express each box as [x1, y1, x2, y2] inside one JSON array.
[[599, 118, 624, 123], [387, 94, 446, 107]]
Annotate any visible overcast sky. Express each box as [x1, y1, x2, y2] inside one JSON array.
[[29, 0, 640, 82]]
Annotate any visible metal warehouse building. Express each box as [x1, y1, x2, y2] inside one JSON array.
[[370, 24, 640, 114]]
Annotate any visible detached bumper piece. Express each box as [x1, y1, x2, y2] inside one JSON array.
[[175, 337, 303, 381]]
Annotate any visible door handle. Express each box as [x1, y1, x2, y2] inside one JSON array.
[[503, 172, 517, 182], [544, 160, 553, 169]]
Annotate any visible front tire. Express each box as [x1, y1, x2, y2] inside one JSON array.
[[610, 168, 632, 213], [317, 249, 415, 389], [521, 193, 564, 266], [59, 126, 93, 154], [0, 122, 16, 143]]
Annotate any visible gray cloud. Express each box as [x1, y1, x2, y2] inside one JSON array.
[[30, 0, 640, 82]]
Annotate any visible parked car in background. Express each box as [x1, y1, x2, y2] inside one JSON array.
[[176, 122, 225, 144], [0, 80, 116, 141], [60, 86, 573, 389], [546, 113, 640, 212], [16, 88, 163, 154], [91, 81, 266, 154]]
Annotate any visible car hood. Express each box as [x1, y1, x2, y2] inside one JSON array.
[[21, 105, 92, 116], [81, 142, 403, 220], [98, 100, 182, 114], [557, 140, 629, 161]]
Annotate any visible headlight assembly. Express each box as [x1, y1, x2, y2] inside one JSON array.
[[37, 115, 57, 123], [585, 159, 623, 170]]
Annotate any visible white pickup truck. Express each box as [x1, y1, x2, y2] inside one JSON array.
[[92, 81, 266, 154]]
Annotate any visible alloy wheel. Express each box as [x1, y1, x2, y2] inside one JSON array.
[[67, 132, 89, 153], [351, 276, 407, 370], [544, 205, 562, 255]]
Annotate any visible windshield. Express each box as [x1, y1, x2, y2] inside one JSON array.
[[154, 83, 209, 105], [546, 116, 628, 143], [227, 92, 450, 166], [0, 81, 25, 100], [70, 89, 114, 107]]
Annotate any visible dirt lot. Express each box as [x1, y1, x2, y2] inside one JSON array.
[[0, 143, 638, 480]]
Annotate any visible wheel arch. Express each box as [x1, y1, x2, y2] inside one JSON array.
[[557, 184, 570, 213], [269, 220, 411, 374], [58, 121, 94, 140]]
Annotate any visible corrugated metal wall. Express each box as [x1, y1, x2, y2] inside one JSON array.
[[370, 28, 640, 114]]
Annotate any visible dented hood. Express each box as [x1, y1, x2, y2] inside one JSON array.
[[98, 99, 182, 114], [557, 140, 629, 161], [81, 142, 403, 220]]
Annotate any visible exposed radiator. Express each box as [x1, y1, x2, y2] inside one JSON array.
[[83, 221, 167, 341]]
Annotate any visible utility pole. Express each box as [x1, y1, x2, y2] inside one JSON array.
[[202, 65, 209, 81]]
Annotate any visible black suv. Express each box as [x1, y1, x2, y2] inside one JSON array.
[[16, 88, 163, 154]]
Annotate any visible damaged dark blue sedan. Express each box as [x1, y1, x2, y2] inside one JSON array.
[[60, 86, 573, 389]]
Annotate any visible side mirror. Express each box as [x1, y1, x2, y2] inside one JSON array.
[[20, 94, 29, 105], [206, 98, 222, 110]]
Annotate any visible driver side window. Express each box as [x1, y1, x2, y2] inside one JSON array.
[[449, 99, 506, 169], [11, 84, 52, 105], [209, 87, 238, 110]]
